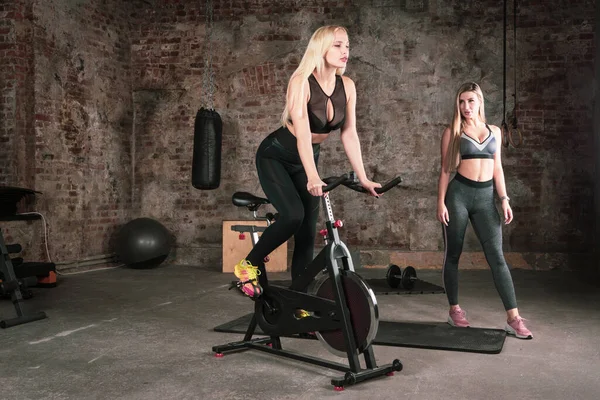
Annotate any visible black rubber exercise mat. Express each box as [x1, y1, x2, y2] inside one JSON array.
[[374, 320, 506, 354], [363, 278, 445, 295], [270, 278, 445, 295], [213, 313, 506, 354]]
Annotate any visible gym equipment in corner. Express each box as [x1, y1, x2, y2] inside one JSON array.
[[0, 186, 56, 328]]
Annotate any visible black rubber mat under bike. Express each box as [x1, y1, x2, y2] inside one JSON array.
[[270, 278, 446, 295], [214, 313, 506, 354]]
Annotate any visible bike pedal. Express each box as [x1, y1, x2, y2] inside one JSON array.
[[228, 280, 262, 300]]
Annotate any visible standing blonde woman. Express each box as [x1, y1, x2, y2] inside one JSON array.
[[234, 26, 381, 305], [437, 82, 533, 339]]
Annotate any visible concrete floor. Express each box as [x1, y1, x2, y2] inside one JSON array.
[[1, 265, 599, 400]]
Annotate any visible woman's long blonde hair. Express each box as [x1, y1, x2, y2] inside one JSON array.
[[444, 82, 487, 172], [281, 25, 347, 127]]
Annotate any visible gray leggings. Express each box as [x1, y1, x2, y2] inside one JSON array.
[[442, 173, 518, 311]]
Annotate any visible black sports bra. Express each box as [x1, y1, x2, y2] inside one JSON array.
[[306, 74, 347, 133]]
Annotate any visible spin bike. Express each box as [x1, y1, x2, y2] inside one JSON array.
[[212, 172, 403, 390]]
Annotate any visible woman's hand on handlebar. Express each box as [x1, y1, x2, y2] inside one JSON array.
[[360, 179, 382, 197], [307, 176, 326, 197]]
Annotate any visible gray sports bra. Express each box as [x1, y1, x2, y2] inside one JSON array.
[[460, 124, 496, 159]]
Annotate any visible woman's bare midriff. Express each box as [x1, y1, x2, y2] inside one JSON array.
[[457, 159, 494, 182], [287, 124, 330, 144], [311, 133, 329, 144]]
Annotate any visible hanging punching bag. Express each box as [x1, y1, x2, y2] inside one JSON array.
[[192, 107, 222, 190]]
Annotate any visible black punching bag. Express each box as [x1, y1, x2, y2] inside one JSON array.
[[192, 108, 222, 190]]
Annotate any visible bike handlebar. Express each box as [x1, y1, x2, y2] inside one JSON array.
[[375, 176, 403, 194], [322, 174, 349, 193], [322, 173, 402, 194]]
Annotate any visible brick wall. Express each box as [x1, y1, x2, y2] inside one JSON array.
[[0, 0, 35, 188], [1, 0, 135, 265], [595, 0, 600, 277], [505, 0, 595, 254], [1, 0, 595, 271], [1, 0, 37, 260], [31, 0, 135, 263], [127, 0, 595, 270]]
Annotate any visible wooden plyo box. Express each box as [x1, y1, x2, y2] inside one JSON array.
[[222, 220, 287, 273]]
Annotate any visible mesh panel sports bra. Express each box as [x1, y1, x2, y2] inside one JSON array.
[[306, 74, 346, 134], [460, 124, 496, 159]]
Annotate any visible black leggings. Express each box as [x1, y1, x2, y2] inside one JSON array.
[[442, 173, 518, 311], [245, 127, 320, 288]]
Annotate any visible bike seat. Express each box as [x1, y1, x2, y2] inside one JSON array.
[[232, 192, 270, 210]]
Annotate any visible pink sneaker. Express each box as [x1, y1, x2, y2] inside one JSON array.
[[505, 316, 533, 339], [447, 307, 470, 327]]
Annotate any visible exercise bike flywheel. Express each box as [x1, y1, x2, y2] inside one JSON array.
[[308, 271, 379, 357]]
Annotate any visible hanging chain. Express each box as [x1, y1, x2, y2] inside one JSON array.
[[509, 0, 523, 147], [502, 0, 523, 148], [202, 0, 215, 110], [501, 0, 508, 147]]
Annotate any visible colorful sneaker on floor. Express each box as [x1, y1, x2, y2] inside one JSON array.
[[505, 316, 533, 339], [447, 307, 470, 327], [233, 259, 262, 298]]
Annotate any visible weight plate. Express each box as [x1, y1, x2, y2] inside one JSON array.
[[401, 266, 417, 290], [386, 264, 402, 288]]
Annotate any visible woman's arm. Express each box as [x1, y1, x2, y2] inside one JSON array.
[[491, 125, 513, 224], [339, 76, 380, 196], [437, 127, 452, 225], [287, 75, 325, 196]]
